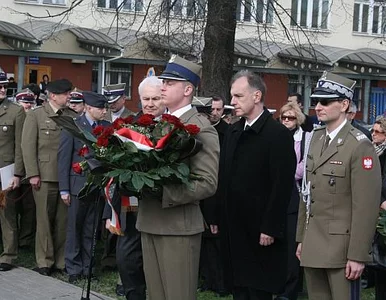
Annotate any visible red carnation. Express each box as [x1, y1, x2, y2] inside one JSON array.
[[96, 137, 109, 147], [92, 125, 104, 136], [123, 116, 134, 124], [78, 146, 89, 157], [137, 114, 155, 127], [72, 162, 83, 174], [113, 118, 125, 130], [185, 124, 200, 135]]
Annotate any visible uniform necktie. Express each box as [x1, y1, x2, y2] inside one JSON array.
[[321, 135, 331, 154], [92, 121, 97, 128]]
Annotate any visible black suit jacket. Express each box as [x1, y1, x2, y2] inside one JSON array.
[[58, 114, 110, 196]]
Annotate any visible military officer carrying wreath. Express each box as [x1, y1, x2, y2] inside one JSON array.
[[0, 69, 26, 272], [296, 71, 382, 300], [21, 79, 77, 276]]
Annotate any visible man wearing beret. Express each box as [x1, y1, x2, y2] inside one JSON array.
[[0, 69, 26, 272], [103, 83, 134, 122], [136, 55, 220, 300], [296, 71, 381, 299], [68, 88, 85, 115], [21, 78, 77, 276], [58, 91, 109, 283]]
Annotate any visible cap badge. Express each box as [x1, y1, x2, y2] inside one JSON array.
[[169, 54, 177, 63]]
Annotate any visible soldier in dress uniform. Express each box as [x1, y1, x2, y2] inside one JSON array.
[[13, 89, 36, 250], [136, 55, 220, 300], [68, 88, 85, 115], [103, 83, 134, 122], [0, 70, 26, 272], [101, 83, 135, 275], [58, 91, 109, 283], [21, 79, 77, 276], [296, 71, 382, 300]]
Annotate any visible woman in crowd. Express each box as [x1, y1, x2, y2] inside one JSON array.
[[276, 102, 310, 300], [371, 116, 386, 300]]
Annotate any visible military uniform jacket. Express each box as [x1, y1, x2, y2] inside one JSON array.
[[136, 107, 220, 235], [105, 107, 134, 122], [21, 104, 77, 182], [296, 122, 381, 268], [0, 99, 25, 176]]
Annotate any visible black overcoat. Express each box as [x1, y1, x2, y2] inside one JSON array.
[[218, 108, 296, 293]]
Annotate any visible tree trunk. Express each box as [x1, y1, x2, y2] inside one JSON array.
[[200, 0, 237, 104]]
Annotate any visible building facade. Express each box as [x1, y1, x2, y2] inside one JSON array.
[[0, 0, 385, 120]]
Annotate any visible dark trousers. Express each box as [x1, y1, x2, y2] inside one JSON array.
[[233, 286, 272, 300], [375, 269, 386, 300], [101, 228, 117, 268], [116, 212, 145, 300], [65, 193, 98, 276], [277, 213, 301, 300]]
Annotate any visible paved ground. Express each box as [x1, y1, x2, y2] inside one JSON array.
[[0, 267, 115, 300]]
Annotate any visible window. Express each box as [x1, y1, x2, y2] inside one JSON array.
[[291, 0, 330, 29], [236, 0, 274, 23], [97, 0, 144, 12], [161, 0, 206, 18], [16, 0, 66, 4], [353, 0, 386, 34]]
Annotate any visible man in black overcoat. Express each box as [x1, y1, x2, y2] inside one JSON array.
[[217, 70, 296, 300]]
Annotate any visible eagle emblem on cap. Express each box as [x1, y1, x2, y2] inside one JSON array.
[[169, 54, 177, 63]]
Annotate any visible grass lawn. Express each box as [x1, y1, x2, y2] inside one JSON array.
[[2, 242, 376, 299]]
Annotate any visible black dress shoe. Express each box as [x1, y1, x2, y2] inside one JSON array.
[[0, 263, 13, 272], [116, 284, 125, 297], [33, 267, 51, 276], [69, 274, 82, 284]]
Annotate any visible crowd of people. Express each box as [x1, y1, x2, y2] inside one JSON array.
[[0, 55, 385, 300]]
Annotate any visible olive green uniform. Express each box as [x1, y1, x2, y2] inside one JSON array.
[[0, 100, 25, 264], [21, 103, 77, 269]]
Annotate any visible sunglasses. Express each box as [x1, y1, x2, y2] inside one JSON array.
[[372, 129, 385, 135], [281, 115, 297, 121], [316, 98, 342, 106], [0, 85, 8, 90]]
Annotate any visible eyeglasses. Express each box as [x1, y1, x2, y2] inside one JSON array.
[[317, 98, 342, 106], [372, 129, 385, 135], [281, 115, 297, 121], [0, 85, 8, 90]]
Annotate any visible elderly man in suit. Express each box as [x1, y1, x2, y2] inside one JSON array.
[[296, 72, 381, 300], [103, 83, 134, 122], [135, 55, 220, 300], [21, 79, 77, 276], [0, 70, 26, 272], [217, 70, 296, 300], [58, 92, 109, 283]]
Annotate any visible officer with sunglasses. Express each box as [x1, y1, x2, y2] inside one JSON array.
[[296, 71, 381, 300]]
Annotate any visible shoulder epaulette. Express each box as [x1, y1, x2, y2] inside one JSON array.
[[313, 125, 326, 131], [349, 127, 369, 142]]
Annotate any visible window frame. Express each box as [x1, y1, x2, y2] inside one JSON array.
[[15, 0, 66, 4], [291, 0, 330, 30], [161, 0, 207, 19], [97, 0, 145, 12], [353, 0, 386, 35], [236, 0, 275, 24]]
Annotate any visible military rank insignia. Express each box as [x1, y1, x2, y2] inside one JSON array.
[[362, 157, 373, 170]]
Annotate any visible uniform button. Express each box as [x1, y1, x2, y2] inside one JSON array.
[[45, 131, 50, 135], [311, 184, 315, 189], [346, 229, 349, 233], [311, 200, 315, 203], [310, 214, 314, 217], [312, 171, 316, 175], [331, 170, 335, 174]]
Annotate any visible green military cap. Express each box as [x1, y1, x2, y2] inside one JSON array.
[[311, 71, 356, 101], [159, 54, 202, 87], [192, 96, 212, 114]]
